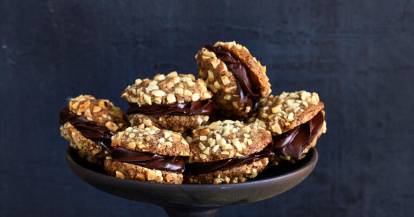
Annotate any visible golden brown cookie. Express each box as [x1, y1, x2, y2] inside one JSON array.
[[60, 122, 104, 163], [185, 157, 269, 184], [255, 91, 324, 135], [104, 159, 183, 184], [104, 126, 189, 184], [188, 120, 272, 162], [254, 91, 327, 162], [122, 72, 213, 132], [196, 41, 271, 118], [269, 111, 326, 163], [111, 126, 190, 157], [184, 120, 272, 184], [59, 95, 127, 163], [128, 114, 209, 133]]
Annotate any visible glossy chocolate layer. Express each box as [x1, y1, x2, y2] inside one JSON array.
[[185, 149, 274, 176], [205, 45, 260, 104], [60, 107, 113, 150], [111, 147, 186, 173], [127, 100, 214, 116], [272, 111, 324, 160]]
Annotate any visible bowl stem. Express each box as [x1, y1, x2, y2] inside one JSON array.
[[164, 206, 219, 217]]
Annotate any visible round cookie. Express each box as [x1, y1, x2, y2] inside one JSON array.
[[122, 71, 213, 132], [128, 114, 209, 133], [188, 120, 272, 162], [104, 126, 189, 184], [185, 120, 273, 184], [186, 158, 269, 184], [196, 41, 271, 118], [111, 126, 189, 156], [104, 159, 183, 184], [59, 95, 127, 163], [255, 91, 327, 162]]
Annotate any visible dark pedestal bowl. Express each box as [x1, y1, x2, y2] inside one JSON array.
[[66, 149, 318, 217]]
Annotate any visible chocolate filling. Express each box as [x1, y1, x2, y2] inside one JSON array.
[[59, 107, 113, 150], [272, 111, 324, 160], [127, 100, 214, 116], [205, 45, 261, 106], [60, 107, 185, 173], [185, 149, 274, 176], [111, 147, 186, 173]]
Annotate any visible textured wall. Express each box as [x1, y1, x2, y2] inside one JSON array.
[[1, 0, 413, 217]]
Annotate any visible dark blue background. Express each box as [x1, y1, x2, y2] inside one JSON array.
[[1, 0, 413, 216]]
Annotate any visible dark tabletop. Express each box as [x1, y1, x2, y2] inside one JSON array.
[[0, 0, 413, 217]]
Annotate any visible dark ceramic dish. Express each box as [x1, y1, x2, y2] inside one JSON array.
[[66, 148, 318, 217]]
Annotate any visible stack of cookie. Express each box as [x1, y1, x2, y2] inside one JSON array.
[[59, 41, 327, 184]]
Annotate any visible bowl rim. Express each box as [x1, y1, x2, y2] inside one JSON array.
[[66, 148, 318, 190]]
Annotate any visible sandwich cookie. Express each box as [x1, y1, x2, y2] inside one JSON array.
[[185, 120, 273, 184], [255, 91, 327, 162], [104, 126, 189, 184], [59, 95, 128, 163], [196, 41, 271, 119], [122, 72, 214, 133]]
